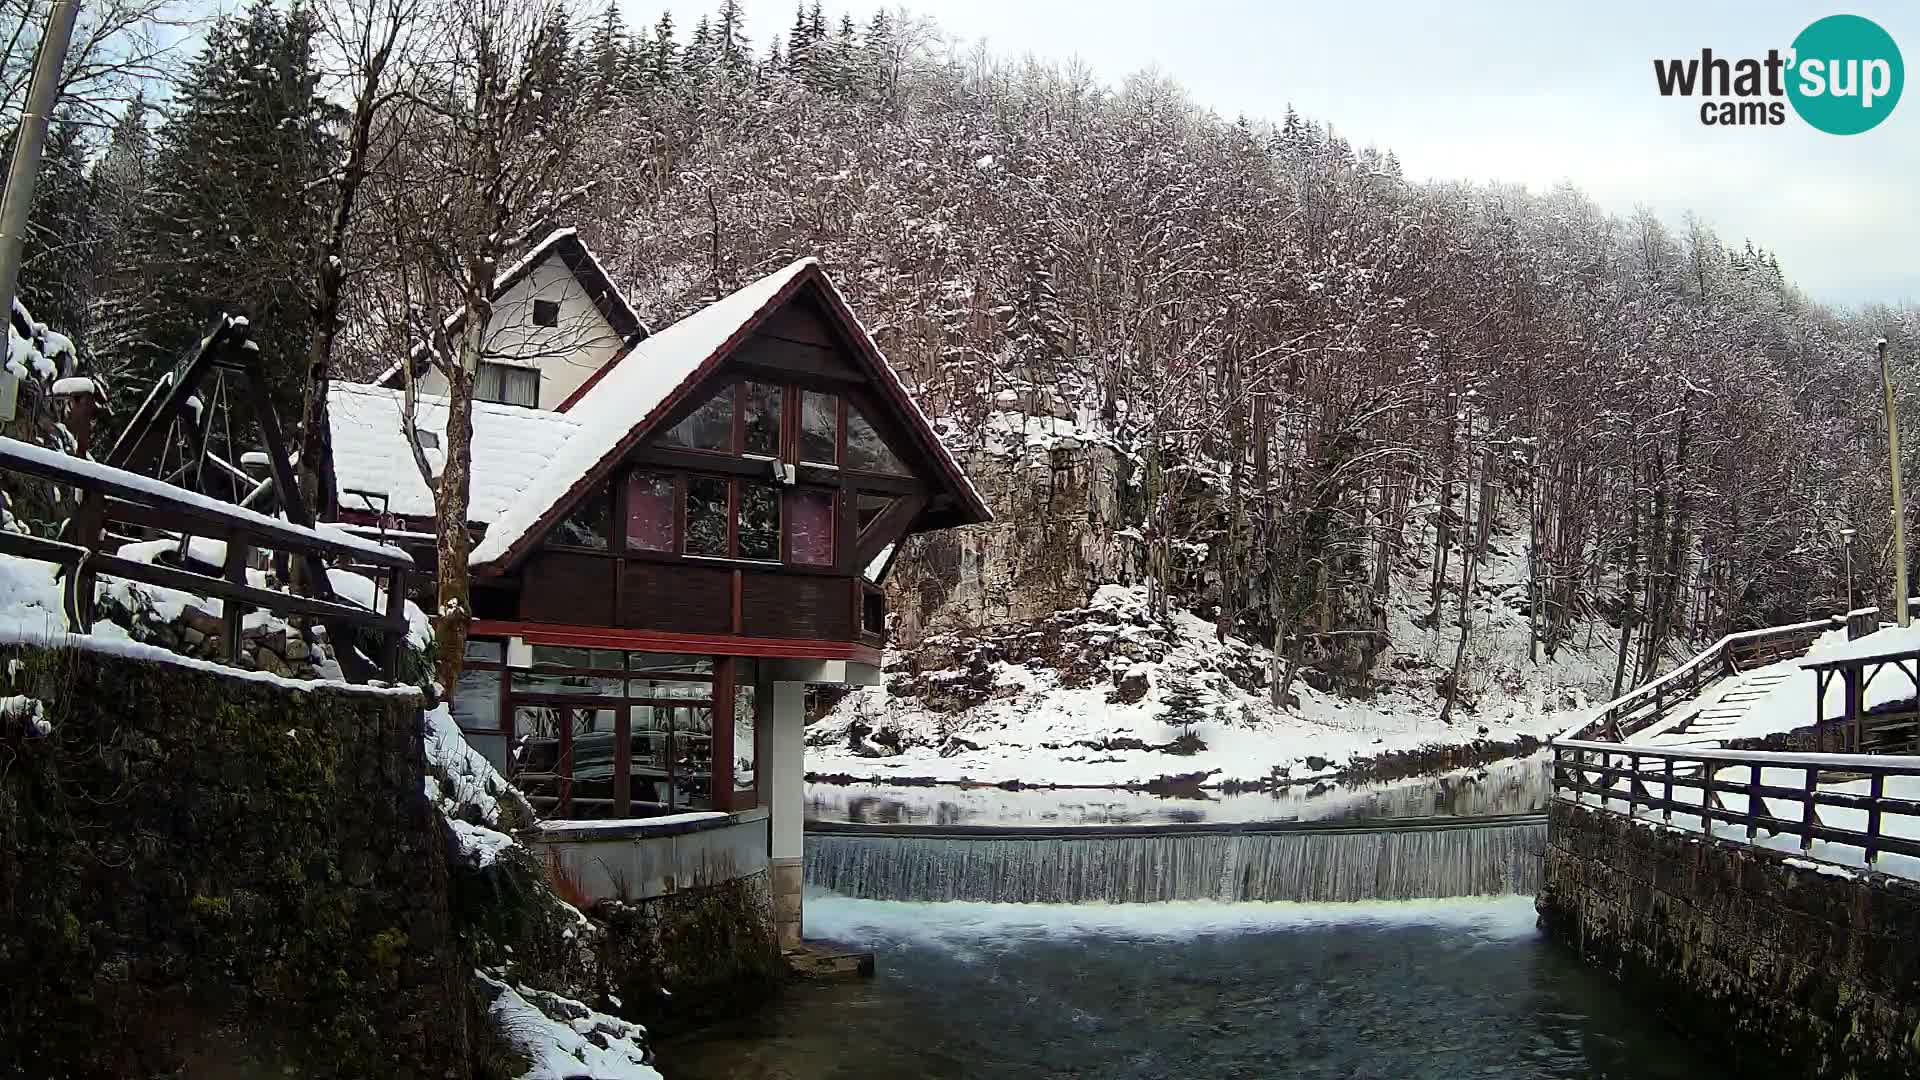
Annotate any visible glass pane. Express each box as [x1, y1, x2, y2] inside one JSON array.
[[464, 638, 504, 663], [475, 362, 504, 403], [512, 670, 624, 696], [672, 705, 715, 810], [528, 646, 625, 670], [630, 705, 673, 806], [452, 668, 501, 730], [789, 489, 834, 567], [846, 407, 909, 475], [569, 708, 618, 800], [630, 678, 711, 700], [512, 704, 565, 777], [733, 682, 757, 800], [662, 385, 735, 452], [530, 645, 586, 668], [625, 471, 675, 552], [685, 476, 729, 556], [628, 653, 714, 676], [743, 382, 782, 456], [739, 482, 780, 561], [857, 493, 893, 533], [553, 482, 610, 549], [800, 392, 837, 464], [505, 367, 539, 407]]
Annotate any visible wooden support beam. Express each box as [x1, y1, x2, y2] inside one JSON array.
[[854, 492, 927, 568]]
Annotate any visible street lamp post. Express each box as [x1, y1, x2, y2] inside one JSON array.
[[1841, 526, 1857, 610]]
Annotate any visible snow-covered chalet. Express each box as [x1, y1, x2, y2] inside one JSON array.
[[326, 230, 990, 949]]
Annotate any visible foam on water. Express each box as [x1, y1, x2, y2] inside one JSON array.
[[804, 893, 1543, 950]]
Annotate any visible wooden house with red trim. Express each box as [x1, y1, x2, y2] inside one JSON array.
[[328, 236, 988, 947]]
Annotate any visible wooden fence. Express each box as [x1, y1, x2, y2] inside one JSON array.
[[0, 435, 412, 681], [1553, 739, 1920, 868]]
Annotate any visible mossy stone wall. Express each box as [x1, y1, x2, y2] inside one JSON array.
[[0, 642, 467, 1079], [1540, 799, 1920, 1080], [597, 870, 784, 1035]]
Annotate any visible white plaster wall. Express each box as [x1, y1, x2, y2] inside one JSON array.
[[414, 253, 627, 409], [537, 810, 771, 903]]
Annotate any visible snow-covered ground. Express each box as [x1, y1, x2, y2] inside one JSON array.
[[810, 543, 1622, 789]]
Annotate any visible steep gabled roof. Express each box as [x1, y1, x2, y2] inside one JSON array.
[[467, 258, 992, 573], [329, 382, 581, 524], [374, 228, 646, 388]]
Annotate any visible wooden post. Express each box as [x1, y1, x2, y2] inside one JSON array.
[[1865, 772, 1884, 866], [66, 490, 105, 630], [1746, 763, 1761, 839], [1845, 667, 1864, 752], [711, 656, 736, 812], [1663, 757, 1675, 822], [1800, 766, 1818, 851], [1626, 752, 1639, 819], [381, 566, 406, 678], [613, 706, 632, 817], [1701, 760, 1714, 836], [557, 707, 574, 819], [221, 535, 251, 663]]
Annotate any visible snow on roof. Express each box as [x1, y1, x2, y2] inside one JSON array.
[[468, 259, 818, 567], [328, 382, 581, 524], [1804, 622, 1920, 667]]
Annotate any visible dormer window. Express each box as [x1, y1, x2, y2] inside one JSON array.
[[532, 298, 561, 327]]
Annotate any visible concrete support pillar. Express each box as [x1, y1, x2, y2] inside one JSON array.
[[768, 680, 806, 951]]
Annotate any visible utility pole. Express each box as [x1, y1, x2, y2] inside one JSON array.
[[0, 0, 81, 320], [1881, 338, 1909, 628]]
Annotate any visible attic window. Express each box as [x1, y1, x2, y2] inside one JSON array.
[[532, 299, 561, 327], [476, 361, 538, 408]]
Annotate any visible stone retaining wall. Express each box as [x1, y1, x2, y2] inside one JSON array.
[[0, 639, 465, 1079], [1539, 799, 1920, 1079]]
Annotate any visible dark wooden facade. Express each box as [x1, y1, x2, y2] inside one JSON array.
[[469, 291, 960, 665]]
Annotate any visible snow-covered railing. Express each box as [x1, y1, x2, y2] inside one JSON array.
[[1559, 615, 1849, 744], [1554, 739, 1920, 871], [0, 435, 414, 681]]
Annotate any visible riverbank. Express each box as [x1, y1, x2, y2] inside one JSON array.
[[807, 584, 1617, 791]]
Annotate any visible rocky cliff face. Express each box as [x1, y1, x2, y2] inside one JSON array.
[[891, 432, 1130, 648]]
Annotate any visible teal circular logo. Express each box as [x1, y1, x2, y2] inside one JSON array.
[[1788, 15, 1903, 134]]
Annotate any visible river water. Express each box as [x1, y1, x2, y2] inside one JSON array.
[[806, 754, 1550, 828], [656, 895, 1725, 1080]]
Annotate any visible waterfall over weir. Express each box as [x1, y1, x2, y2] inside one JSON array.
[[804, 816, 1546, 904]]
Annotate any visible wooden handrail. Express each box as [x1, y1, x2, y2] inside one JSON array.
[[1560, 615, 1846, 743], [1552, 740, 1920, 869], [0, 437, 413, 681]]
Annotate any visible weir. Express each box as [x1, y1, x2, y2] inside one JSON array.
[[805, 814, 1545, 903]]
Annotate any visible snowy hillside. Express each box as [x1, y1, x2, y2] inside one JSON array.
[[810, 519, 1631, 789]]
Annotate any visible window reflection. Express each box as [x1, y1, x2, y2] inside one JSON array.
[[743, 383, 782, 456], [663, 387, 734, 451]]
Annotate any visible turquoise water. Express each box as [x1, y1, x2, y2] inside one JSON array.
[[656, 896, 1725, 1080]]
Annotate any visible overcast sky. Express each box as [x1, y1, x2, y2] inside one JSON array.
[[635, 0, 1918, 310]]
